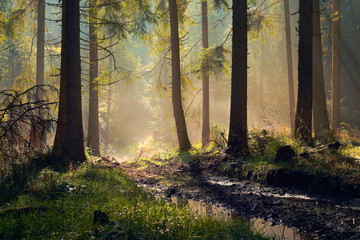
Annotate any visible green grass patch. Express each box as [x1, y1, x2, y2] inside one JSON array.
[[0, 164, 267, 240]]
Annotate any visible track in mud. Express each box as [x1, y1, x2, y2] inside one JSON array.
[[121, 159, 360, 240]]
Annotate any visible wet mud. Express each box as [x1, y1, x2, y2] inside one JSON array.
[[121, 157, 360, 240]]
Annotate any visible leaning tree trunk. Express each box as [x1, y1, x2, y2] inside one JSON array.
[[30, 0, 46, 148], [228, 0, 249, 155], [87, 4, 100, 156], [313, 0, 330, 137], [284, 0, 296, 134], [331, 0, 340, 130], [168, 0, 192, 151], [295, 0, 313, 143], [57, 0, 86, 166], [201, 0, 210, 148]]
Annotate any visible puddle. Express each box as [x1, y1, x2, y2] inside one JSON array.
[[170, 197, 317, 240], [208, 177, 317, 202]]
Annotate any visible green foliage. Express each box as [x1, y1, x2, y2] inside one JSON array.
[[197, 46, 229, 76], [0, 164, 267, 240], [209, 124, 228, 149], [211, 0, 230, 10]]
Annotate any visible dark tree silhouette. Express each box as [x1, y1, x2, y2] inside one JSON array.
[[331, 0, 340, 130], [313, 0, 330, 137], [54, 0, 86, 166], [295, 0, 313, 143], [168, 0, 192, 151], [228, 0, 249, 155]]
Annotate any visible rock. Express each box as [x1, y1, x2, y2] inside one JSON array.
[[165, 188, 177, 198], [275, 146, 296, 163], [328, 142, 341, 151], [93, 210, 109, 225]]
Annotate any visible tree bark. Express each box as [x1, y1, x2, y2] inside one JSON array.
[[284, 0, 295, 134], [56, 0, 86, 166], [168, 0, 192, 151], [295, 0, 313, 143], [228, 0, 249, 155], [201, 0, 210, 148], [313, 0, 330, 137], [53, 0, 67, 155], [87, 3, 100, 156], [331, 0, 340, 130], [30, 0, 46, 148]]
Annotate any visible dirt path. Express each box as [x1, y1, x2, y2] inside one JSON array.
[[119, 157, 360, 240]]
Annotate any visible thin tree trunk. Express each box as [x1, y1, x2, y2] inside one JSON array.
[[284, 0, 295, 134], [295, 0, 313, 143], [228, 0, 249, 155], [168, 0, 192, 151], [313, 0, 330, 137], [259, 43, 264, 116], [87, 4, 100, 156], [331, 0, 340, 130], [104, 53, 113, 156], [31, 0, 46, 148], [201, 0, 210, 147], [58, 0, 86, 166]]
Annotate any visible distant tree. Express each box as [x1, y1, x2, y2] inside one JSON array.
[[30, 0, 46, 148], [331, 0, 340, 130], [168, 0, 192, 151], [228, 0, 249, 155], [87, 0, 100, 157], [295, 0, 313, 143], [313, 0, 330, 137], [201, 0, 210, 148], [54, 0, 86, 167], [283, 0, 295, 134]]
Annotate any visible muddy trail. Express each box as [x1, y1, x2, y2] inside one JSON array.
[[115, 154, 360, 240]]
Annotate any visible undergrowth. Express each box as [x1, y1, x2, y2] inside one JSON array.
[[0, 164, 267, 240], [228, 128, 360, 184]]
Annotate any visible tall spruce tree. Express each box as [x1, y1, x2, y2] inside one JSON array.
[[54, 0, 86, 166], [313, 0, 330, 137], [168, 0, 192, 151], [228, 0, 249, 155], [295, 0, 313, 143], [87, 0, 100, 156], [331, 0, 340, 130]]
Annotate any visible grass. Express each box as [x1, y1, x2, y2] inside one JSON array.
[[0, 164, 268, 240]]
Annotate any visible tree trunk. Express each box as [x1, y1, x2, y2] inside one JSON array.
[[56, 0, 86, 166], [104, 55, 113, 156], [295, 0, 313, 143], [228, 0, 249, 155], [87, 4, 100, 156], [284, 0, 295, 134], [168, 0, 192, 151], [53, 0, 67, 155], [201, 0, 210, 148], [331, 0, 340, 130], [313, 0, 330, 137], [30, 0, 46, 148], [259, 43, 264, 116]]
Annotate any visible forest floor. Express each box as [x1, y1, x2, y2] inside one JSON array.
[[118, 147, 360, 240]]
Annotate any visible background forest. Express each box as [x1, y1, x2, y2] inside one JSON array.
[[0, 1, 360, 239], [0, 0, 359, 160]]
